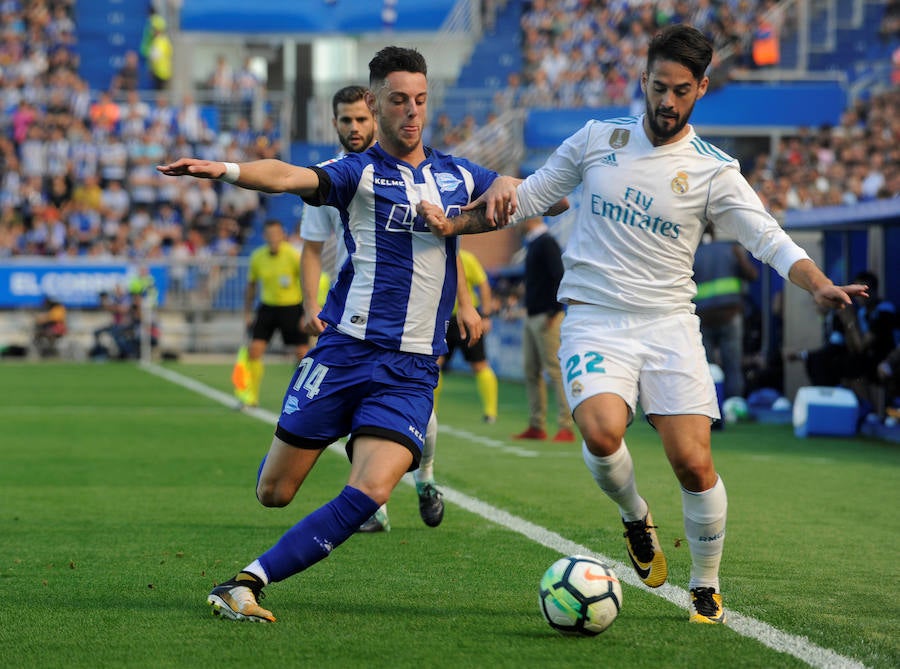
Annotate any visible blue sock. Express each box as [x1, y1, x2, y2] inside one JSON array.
[[258, 485, 379, 583]]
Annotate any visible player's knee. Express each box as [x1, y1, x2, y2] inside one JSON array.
[[671, 458, 717, 493], [256, 481, 293, 508], [581, 427, 623, 457]]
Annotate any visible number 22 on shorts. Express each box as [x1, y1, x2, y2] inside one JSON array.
[[565, 352, 606, 383]]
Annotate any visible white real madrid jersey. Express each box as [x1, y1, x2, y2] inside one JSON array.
[[514, 115, 809, 314], [306, 143, 497, 355]]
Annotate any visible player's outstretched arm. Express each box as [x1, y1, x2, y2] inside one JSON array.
[[418, 201, 499, 237], [157, 158, 320, 197], [788, 258, 869, 310]]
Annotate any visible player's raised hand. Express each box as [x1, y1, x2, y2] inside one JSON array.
[[157, 158, 226, 180], [813, 282, 868, 311], [463, 175, 521, 228]]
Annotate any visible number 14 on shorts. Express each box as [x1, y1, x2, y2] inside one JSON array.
[[292, 357, 329, 398]]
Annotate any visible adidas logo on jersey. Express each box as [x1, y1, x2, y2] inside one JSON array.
[[600, 153, 618, 167]]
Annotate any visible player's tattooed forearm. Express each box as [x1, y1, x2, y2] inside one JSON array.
[[452, 209, 496, 234]]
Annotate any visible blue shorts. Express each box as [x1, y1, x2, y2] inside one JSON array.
[[274, 328, 439, 470]]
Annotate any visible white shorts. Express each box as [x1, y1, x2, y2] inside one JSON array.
[[559, 305, 720, 421]]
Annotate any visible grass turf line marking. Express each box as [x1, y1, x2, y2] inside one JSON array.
[[438, 424, 540, 457], [140, 362, 867, 669]]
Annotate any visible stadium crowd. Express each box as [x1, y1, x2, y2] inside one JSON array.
[[0, 0, 897, 263], [0, 0, 268, 262], [497, 0, 786, 112]]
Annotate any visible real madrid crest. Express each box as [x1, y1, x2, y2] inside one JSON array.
[[671, 171, 689, 195], [609, 128, 630, 149], [571, 380, 584, 398]]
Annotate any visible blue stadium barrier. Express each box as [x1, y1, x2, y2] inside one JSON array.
[[180, 0, 454, 33], [523, 83, 847, 150]]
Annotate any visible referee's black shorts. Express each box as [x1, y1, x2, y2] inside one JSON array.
[[251, 303, 309, 346], [445, 317, 487, 363]]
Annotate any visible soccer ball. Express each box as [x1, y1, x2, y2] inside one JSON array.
[[722, 396, 749, 423], [539, 555, 622, 636]]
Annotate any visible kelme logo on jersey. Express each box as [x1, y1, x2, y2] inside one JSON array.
[[671, 171, 689, 194], [610, 128, 630, 149], [434, 172, 462, 193]]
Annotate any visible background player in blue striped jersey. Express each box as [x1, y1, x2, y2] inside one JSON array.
[[419, 25, 869, 625], [159, 46, 494, 622]]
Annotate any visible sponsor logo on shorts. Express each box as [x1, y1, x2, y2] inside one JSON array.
[[283, 396, 299, 414], [408, 425, 424, 442]]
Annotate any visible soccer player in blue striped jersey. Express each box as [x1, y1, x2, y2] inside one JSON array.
[[299, 84, 458, 533], [159, 46, 495, 622], [421, 25, 869, 625]]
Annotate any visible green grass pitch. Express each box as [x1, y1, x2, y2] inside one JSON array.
[[0, 361, 897, 668]]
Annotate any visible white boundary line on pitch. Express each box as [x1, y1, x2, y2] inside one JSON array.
[[140, 362, 866, 669]]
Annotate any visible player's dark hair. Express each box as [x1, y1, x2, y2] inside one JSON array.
[[263, 218, 283, 230], [368, 46, 427, 89], [331, 85, 368, 117], [647, 24, 713, 81]]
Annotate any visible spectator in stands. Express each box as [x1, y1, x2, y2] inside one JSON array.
[[513, 216, 573, 443], [111, 50, 140, 94], [208, 53, 235, 117], [89, 91, 121, 136], [750, 11, 780, 68]]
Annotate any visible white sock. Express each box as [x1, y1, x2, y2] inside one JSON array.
[[243, 559, 269, 585], [582, 440, 647, 521], [415, 411, 438, 488], [682, 476, 727, 591]]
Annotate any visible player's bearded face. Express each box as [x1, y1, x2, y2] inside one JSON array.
[[645, 94, 694, 141], [335, 100, 376, 154], [642, 60, 707, 145]]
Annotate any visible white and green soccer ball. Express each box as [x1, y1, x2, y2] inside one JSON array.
[[722, 396, 750, 423], [539, 555, 622, 636]]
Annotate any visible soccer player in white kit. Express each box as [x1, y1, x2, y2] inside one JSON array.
[[420, 25, 868, 624]]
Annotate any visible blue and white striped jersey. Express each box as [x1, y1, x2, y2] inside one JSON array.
[[305, 143, 497, 356]]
